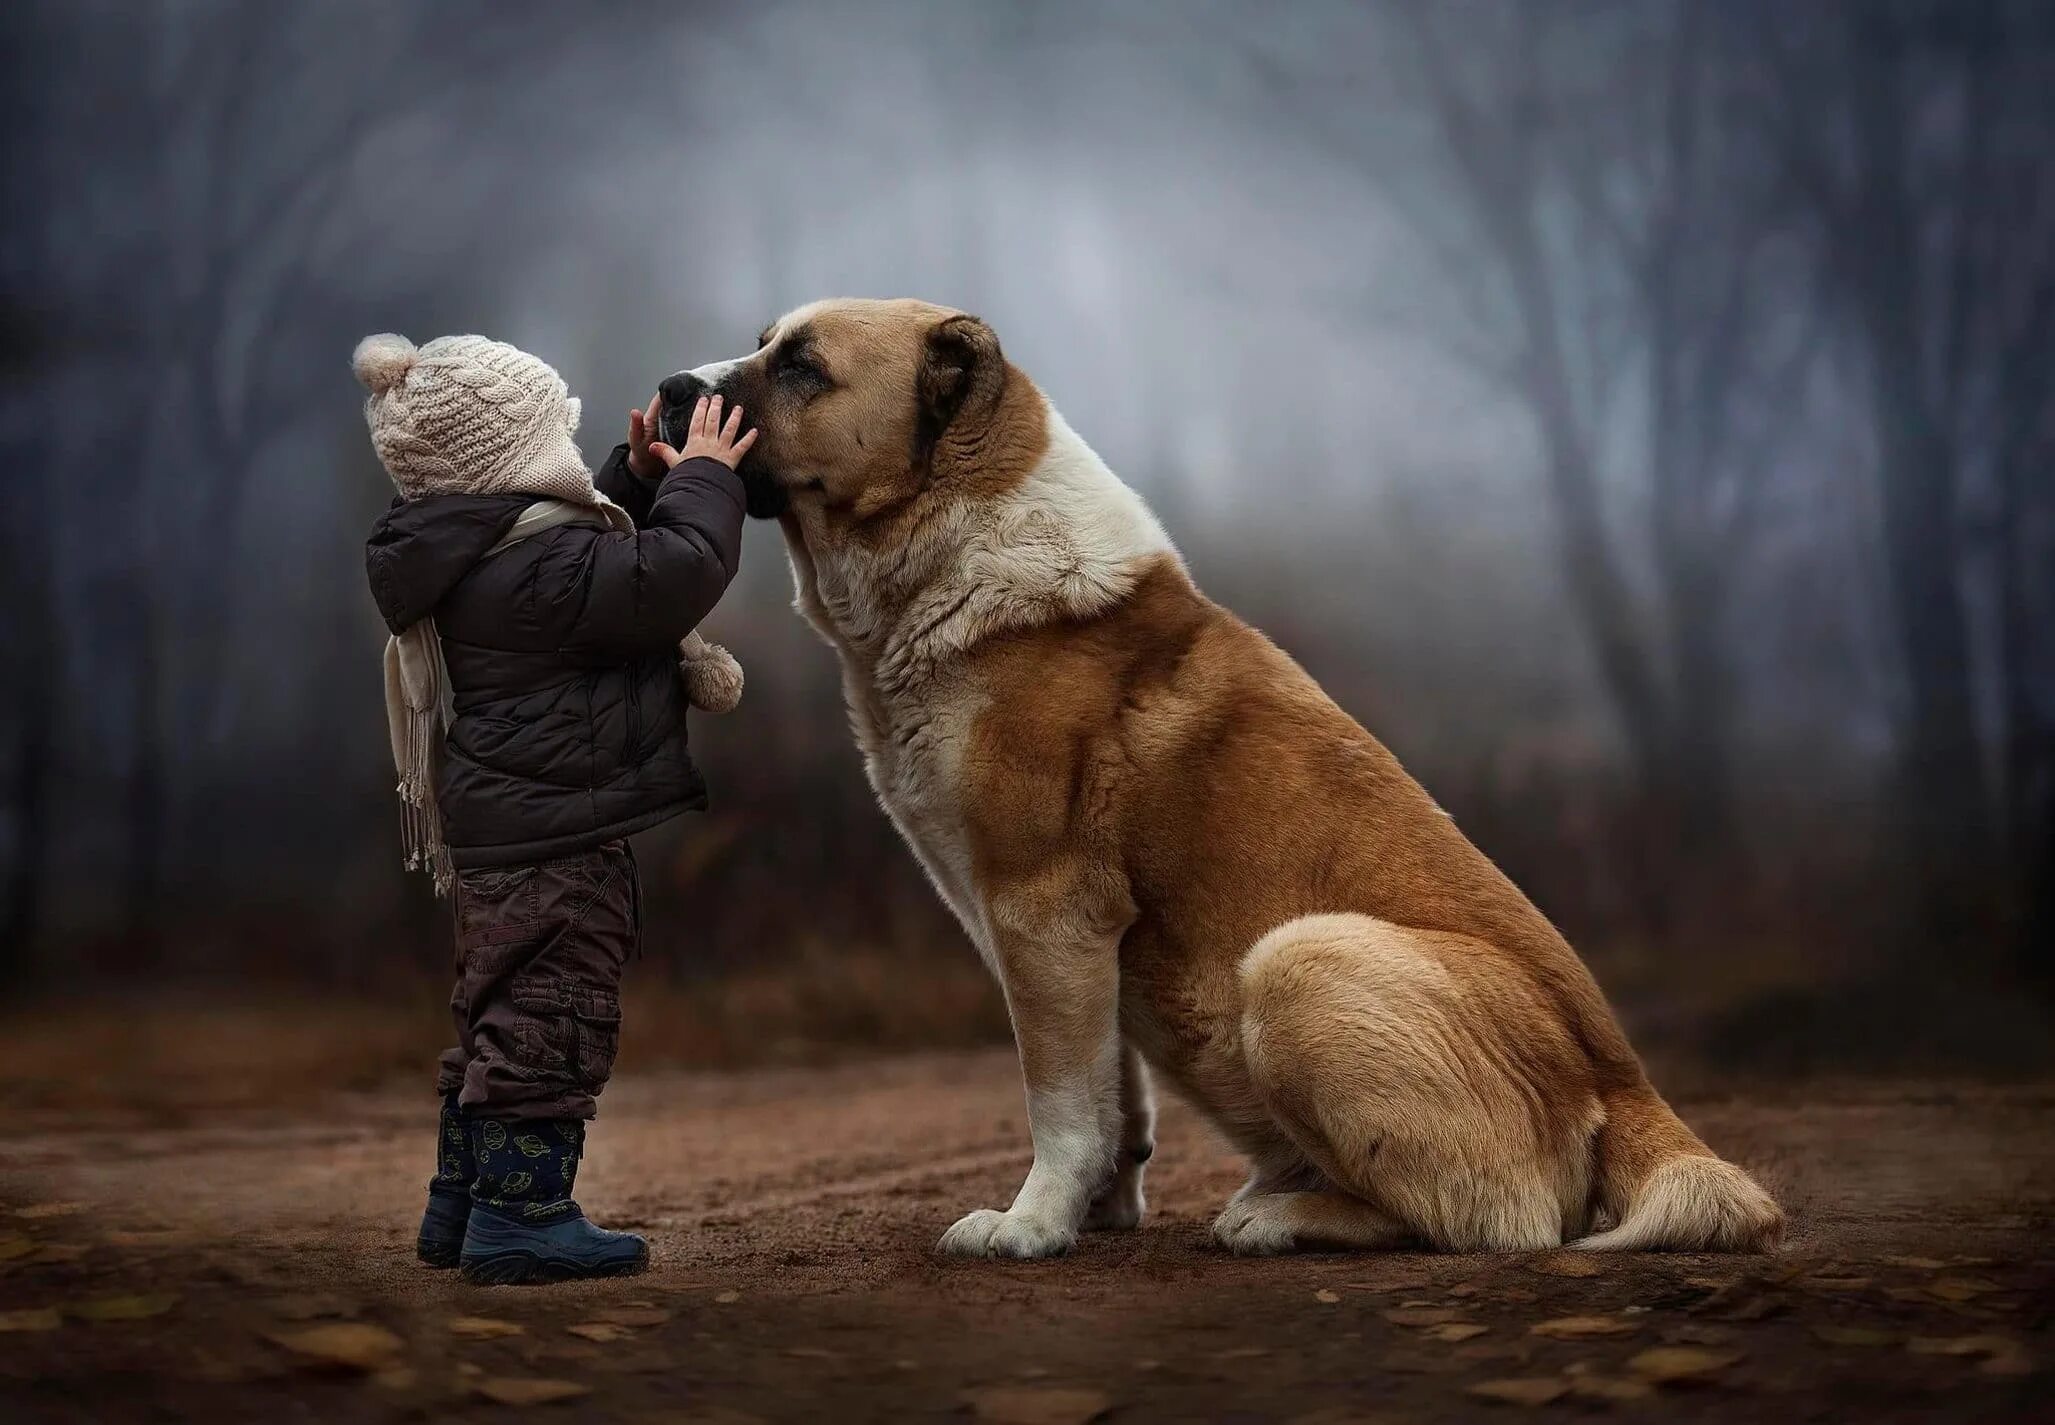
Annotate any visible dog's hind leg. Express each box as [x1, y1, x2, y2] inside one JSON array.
[[1083, 1042, 1155, 1232], [1238, 914, 1598, 1253], [1214, 1183, 1410, 1255]]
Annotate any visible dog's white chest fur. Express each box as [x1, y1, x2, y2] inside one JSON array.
[[780, 406, 1175, 971]]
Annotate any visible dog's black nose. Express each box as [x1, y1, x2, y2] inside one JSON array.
[[657, 372, 706, 409]]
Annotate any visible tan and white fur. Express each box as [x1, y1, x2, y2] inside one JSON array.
[[660, 298, 1782, 1259]]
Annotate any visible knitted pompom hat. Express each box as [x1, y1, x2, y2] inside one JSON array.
[[353, 332, 590, 501]]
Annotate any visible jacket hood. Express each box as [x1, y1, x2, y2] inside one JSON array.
[[365, 493, 532, 634]]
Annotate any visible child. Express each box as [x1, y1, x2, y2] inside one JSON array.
[[355, 333, 754, 1283]]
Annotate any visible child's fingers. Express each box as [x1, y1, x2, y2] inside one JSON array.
[[721, 402, 745, 441], [705, 393, 724, 438], [644, 393, 661, 429], [628, 408, 645, 442], [690, 395, 710, 438], [732, 426, 759, 458], [647, 440, 681, 468]]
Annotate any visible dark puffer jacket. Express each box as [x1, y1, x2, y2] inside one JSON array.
[[366, 445, 746, 867]]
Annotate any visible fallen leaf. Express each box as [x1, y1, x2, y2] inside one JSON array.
[[1313, 1288, 1341, 1304], [1628, 1346, 1741, 1384], [1528, 1252, 1601, 1278], [1447, 1282, 1479, 1298], [1385, 1306, 1464, 1327], [71, 1293, 178, 1322], [1423, 1323, 1489, 1343], [1467, 1378, 1568, 1406], [566, 1322, 631, 1344], [1813, 1324, 1896, 1347], [1883, 1255, 1947, 1271], [267, 1294, 358, 1322], [0, 1307, 62, 1333], [474, 1377, 592, 1406], [266, 1322, 405, 1372], [1909, 1334, 2035, 1378], [594, 1305, 671, 1328], [1926, 1277, 1997, 1303], [963, 1386, 1113, 1425], [713, 1290, 740, 1304], [1569, 1376, 1654, 1402], [15, 1203, 87, 1220], [1531, 1314, 1639, 1340], [450, 1316, 525, 1340]]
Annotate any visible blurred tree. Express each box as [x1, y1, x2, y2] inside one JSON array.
[[1756, 0, 2055, 969], [1246, 0, 1821, 922]]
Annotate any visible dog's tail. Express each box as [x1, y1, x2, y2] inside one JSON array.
[[1572, 1081, 1782, 1252]]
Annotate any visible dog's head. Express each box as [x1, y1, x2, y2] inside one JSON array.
[[658, 298, 1030, 523]]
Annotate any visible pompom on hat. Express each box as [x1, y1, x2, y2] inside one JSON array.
[[353, 332, 589, 502]]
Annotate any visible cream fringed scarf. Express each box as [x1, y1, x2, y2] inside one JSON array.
[[382, 495, 743, 896]]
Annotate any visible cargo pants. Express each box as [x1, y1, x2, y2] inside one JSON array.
[[436, 840, 639, 1121]]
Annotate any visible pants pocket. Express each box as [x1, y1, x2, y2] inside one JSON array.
[[509, 975, 572, 1074], [567, 984, 622, 1093]]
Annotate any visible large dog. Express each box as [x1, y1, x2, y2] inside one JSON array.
[[660, 299, 1782, 1259]]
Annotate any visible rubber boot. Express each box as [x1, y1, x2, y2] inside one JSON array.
[[417, 1089, 473, 1267], [459, 1117, 648, 1284]]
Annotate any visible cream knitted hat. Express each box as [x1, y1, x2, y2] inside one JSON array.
[[353, 332, 592, 502]]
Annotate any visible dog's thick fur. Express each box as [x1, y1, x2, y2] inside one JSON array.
[[663, 298, 1783, 1258]]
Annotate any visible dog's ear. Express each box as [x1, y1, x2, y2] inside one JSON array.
[[915, 314, 1004, 460]]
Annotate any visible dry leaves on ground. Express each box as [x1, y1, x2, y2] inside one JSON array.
[[1925, 1278, 1997, 1304], [1627, 1346, 1742, 1384], [713, 1290, 741, 1304], [0, 1307, 63, 1333], [1907, 1335, 2033, 1377], [1527, 1252, 1601, 1278], [1384, 1306, 1464, 1328], [1813, 1324, 1896, 1347], [474, 1376, 593, 1406], [71, 1294, 178, 1322], [1467, 1378, 1568, 1406], [1530, 1314, 1639, 1340], [566, 1322, 633, 1343], [1422, 1323, 1489, 1343], [595, 1305, 672, 1328], [962, 1385, 1113, 1425], [1568, 1375, 1653, 1402], [15, 1202, 87, 1220], [265, 1322, 405, 1373], [1313, 1288, 1341, 1304], [451, 1316, 526, 1340]]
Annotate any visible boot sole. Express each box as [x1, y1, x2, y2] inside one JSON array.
[[459, 1244, 649, 1285]]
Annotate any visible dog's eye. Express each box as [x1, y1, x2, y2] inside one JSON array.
[[779, 348, 826, 385]]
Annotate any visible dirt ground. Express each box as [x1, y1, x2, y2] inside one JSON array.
[[1, 1051, 2049, 1423]]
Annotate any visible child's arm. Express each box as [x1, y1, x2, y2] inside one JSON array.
[[566, 395, 755, 660]]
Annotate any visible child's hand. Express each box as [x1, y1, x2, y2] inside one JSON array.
[[626, 394, 665, 480], [647, 394, 758, 472]]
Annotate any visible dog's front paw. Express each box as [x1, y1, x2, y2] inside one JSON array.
[[936, 1207, 1076, 1259], [1212, 1199, 1296, 1256]]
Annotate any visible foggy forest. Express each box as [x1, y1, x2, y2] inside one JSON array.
[[3, 0, 2050, 1074]]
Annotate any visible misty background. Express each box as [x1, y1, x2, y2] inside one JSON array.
[[2, 0, 2050, 1078]]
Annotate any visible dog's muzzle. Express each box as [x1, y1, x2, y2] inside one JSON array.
[[655, 370, 789, 518]]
